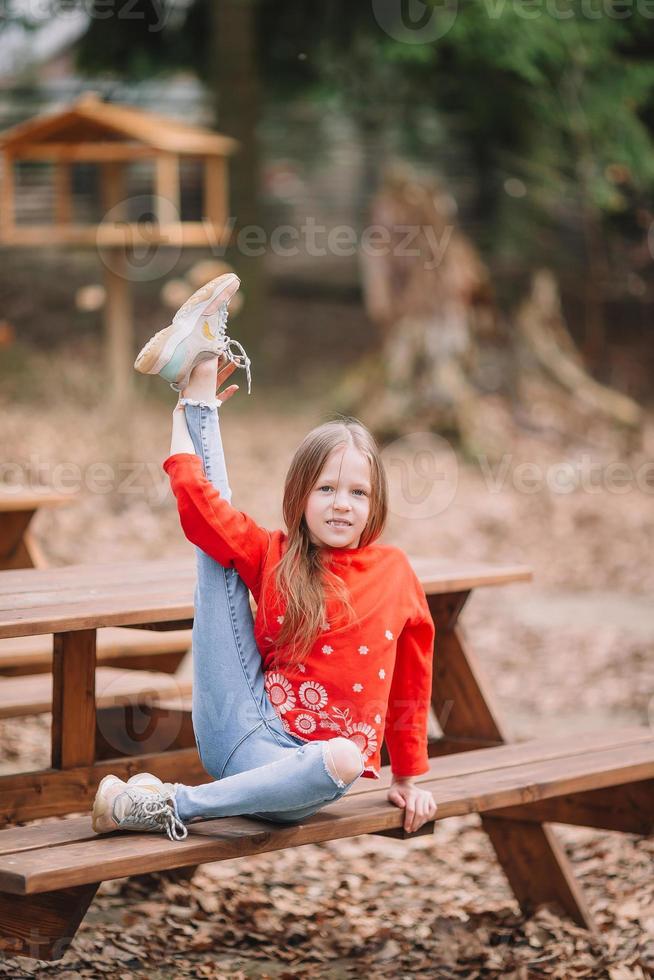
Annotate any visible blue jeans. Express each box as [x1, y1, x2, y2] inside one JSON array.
[[173, 401, 363, 826]]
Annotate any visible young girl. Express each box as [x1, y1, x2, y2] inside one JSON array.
[[92, 274, 438, 841]]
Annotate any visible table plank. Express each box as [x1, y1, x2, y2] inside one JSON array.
[[0, 490, 77, 513], [0, 557, 532, 639]]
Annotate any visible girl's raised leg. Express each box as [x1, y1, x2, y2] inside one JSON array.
[[170, 360, 364, 823]]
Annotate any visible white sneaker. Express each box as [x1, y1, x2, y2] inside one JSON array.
[[133, 272, 251, 394], [92, 774, 188, 841]]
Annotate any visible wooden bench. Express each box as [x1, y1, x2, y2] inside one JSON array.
[[0, 627, 192, 677], [2, 555, 649, 957], [0, 666, 192, 719], [0, 726, 651, 960]]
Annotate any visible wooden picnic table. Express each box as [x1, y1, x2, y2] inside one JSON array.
[[0, 555, 532, 824], [0, 487, 77, 570], [6, 554, 620, 929]]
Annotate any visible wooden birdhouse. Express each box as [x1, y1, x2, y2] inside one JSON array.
[[0, 92, 238, 400]]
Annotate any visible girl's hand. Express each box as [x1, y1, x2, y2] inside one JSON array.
[[387, 778, 438, 833], [173, 357, 240, 413], [215, 356, 239, 405]]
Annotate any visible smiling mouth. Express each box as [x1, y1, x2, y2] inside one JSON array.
[[327, 520, 352, 527]]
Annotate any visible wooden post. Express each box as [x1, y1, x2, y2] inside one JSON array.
[[155, 153, 180, 225], [204, 156, 227, 233], [51, 630, 97, 770], [0, 152, 15, 241], [100, 162, 133, 404], [54, 162, 72, 225]]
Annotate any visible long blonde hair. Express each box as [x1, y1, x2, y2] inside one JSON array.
[[263, 417, 388, 668]]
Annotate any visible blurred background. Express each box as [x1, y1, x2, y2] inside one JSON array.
[[0, 3, 653, 973], [1, 0, 653, 792]]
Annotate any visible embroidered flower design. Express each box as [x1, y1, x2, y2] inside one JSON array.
[[378, 668, 386, 680], [384, 629, 393, 641], [358, 645, 369, 655], [348, 722, 378, 761], [277, 615, 285, 624], [321, 644, 333, 655], [264, 672, 296, 713], [374, 713, 382, 724], [282, 718, 292, 734], [299, 680, 328, 710], [297, 663, 306, 673], [352, 683, 363, 693], [295, 713, 317, 735]]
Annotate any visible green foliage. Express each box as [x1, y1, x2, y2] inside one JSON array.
[[4, 0, 653, 277]]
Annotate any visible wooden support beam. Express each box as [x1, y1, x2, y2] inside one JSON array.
[[0, 152, 15, 241], [94, 704, 195, 760], [51, 629, 97, 769], [0, 511, 35, 570], [0, 884, 98, 960], [482, 816, 598, 937], [204, 156, 227, 231], [100, 162, 132, 404], [0, 747, 207, 825], [54, 162, 72, 225], [155, 153, 180, 222], [486, 780, 654, 834]]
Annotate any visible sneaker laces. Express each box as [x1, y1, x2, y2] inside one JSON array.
[[121, 790, 189, 841], [209, 301, 252, 396]]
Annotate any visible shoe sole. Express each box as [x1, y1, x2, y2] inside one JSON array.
[[92, 773, 122, 834], [134, 273, 240, 377]]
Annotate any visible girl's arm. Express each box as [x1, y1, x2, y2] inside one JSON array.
[[165, 399, 271, 599], [170, 402, 196, 456], [384, 577, 438, 832], [384, 576, 435, 779]]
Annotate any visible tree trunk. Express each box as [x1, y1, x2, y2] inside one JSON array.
[[338, 164, 643, 454], [337, 164, 498, 453]]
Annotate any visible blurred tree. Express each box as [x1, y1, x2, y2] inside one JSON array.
[[66, 1, 654, 352], [3, 1, 652, 435]]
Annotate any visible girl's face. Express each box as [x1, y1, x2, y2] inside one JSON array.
[[304, 444, 372, 550]]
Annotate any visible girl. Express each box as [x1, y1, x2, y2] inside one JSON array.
[[92, 274, 438, 841]]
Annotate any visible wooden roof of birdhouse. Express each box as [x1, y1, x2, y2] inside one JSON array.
[[0, 92, 238, 160]]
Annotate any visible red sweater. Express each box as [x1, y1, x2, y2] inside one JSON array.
[[164, 452, 435, 779]]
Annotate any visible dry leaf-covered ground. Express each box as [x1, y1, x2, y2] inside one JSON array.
[[0, 344, 653, 978]]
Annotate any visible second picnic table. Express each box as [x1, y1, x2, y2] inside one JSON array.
[[0, 487, 77, 570]]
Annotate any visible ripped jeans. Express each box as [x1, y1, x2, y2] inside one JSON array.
[[172, 400, 363, 826]]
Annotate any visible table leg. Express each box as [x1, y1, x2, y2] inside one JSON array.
[[0, 884, 98, 960], [0, 510, 36, 570], [51, 630, 97, 769], [427, 590, 596, 932]]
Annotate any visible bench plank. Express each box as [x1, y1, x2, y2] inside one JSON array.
[[0, 666, 193, 718], [0, 725, 650, 839], [0, 731, 651, 895], [0, 627, 191, 675]]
